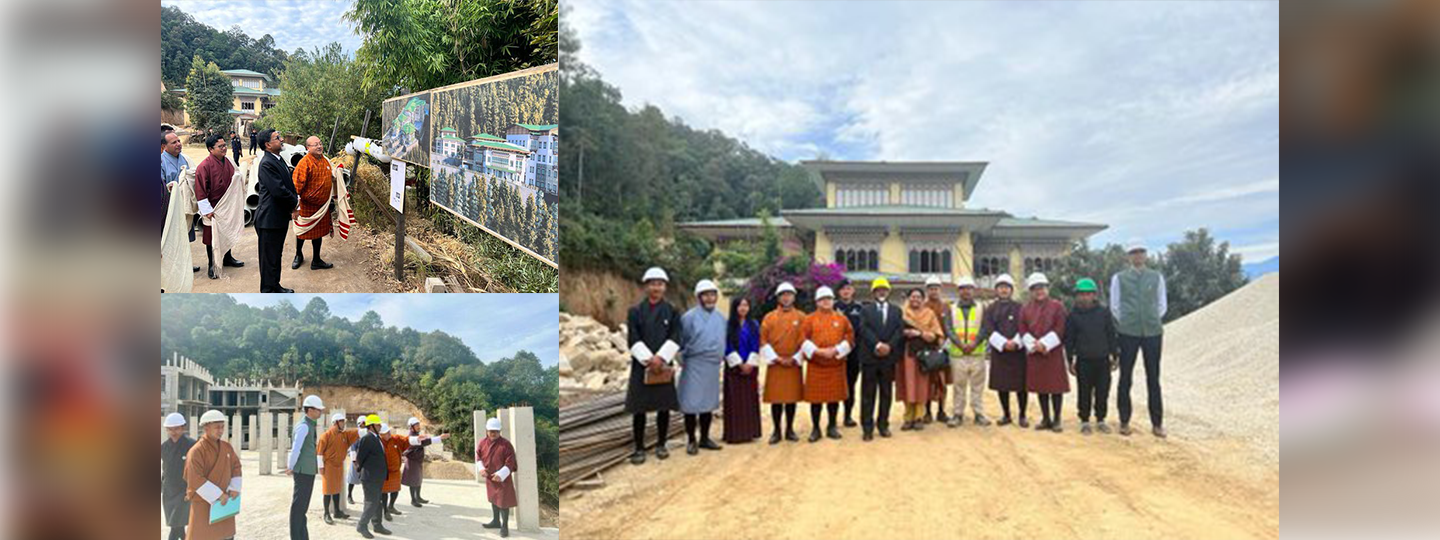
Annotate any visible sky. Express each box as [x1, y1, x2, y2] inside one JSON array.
[[567, 0, 1280, 262], [163, 0, 363, 57], [228, 294, 560, 367]]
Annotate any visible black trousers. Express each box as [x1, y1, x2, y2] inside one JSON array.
[[357, 480, 384, 533], [1117, 334, 1164, 427], [859, 361, 895, 434], [632, 410, 670, 451], [843, 356, 861, 418], [256, 226, 286, 292], [233, 148, 241, 165], [290, 472, 315, 540], [1074, 356, 1112, 422]]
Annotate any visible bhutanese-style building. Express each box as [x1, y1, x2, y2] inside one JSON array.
[[679, 160, 1107, 292]]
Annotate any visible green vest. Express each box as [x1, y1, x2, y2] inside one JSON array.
[[1117, 267, 1164, 337], [946, 302, 985, 357], [295, 416, 319, 475]]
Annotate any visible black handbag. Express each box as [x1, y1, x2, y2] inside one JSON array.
[[918, 348, 950, 373]]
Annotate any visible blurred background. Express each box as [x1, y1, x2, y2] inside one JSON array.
[[0, 0, 1434, 537], [1283, 0, 1440, 538]]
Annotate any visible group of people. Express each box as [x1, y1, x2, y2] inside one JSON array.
[[623, 242, 1169, 464], [160, 125, 343, 292], [160, 394, 521, 540]]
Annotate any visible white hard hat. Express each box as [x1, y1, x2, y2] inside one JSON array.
[[380, 423, 391, 434], [332, 413, 346, 423], [641, 267, 669, 283], [955, 276, 976, 288], [925, 275, 943, 287], [200, 410, 227, 426], [694, 279, 718, 297], [814, 286, 834, 300], [1026, 272, 1050, 288], [303, 395, 325, 410], [1126, 238, 1147, 253], [995, 274, 1015, 287], [776, 282, 796, 295], [486, 417, 502, 431], [163, 412, 187, 428], [408, 417, 420, 427]]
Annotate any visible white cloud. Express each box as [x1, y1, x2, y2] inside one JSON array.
[[567, 0, 1279, 257], [164, 0, 363, 57]]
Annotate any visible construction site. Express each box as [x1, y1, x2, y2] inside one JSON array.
[[160, 370, 558, 540], [558, 274, 1280, 540]]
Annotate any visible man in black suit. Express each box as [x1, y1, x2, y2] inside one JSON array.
[[353, 416, 391, 538], [857, 277, 906, 441], [254, 129, 298, 293]]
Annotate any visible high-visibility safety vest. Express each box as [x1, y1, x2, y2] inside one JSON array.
[[946, 302, 985, 357]]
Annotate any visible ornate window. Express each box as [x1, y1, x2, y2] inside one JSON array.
[[908, 248, 951, 274], [834, 247, 879, 272]]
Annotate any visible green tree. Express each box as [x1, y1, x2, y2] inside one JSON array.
[[185, 55, 235, 134], [1158, 228, 1247, 321], [263, 43, 385, 147]]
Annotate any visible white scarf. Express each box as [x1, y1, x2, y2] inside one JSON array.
[[160, 166, 196, 293], [201, 157, 246, 277]]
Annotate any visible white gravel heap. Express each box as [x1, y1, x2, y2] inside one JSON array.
[[558, 313, 633, 392], [1154, 273, 1279, 465]]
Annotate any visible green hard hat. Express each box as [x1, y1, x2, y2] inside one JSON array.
[[1075, 278, 1098, 292]]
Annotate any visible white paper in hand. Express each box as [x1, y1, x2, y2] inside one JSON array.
[[196, 481, 223, 504]]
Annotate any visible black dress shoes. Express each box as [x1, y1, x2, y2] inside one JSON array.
[[292, 254, 304, 269], [311, 259, 334, 270]]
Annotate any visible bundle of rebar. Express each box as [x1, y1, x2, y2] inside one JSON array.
[[559, 391, 684, 491]]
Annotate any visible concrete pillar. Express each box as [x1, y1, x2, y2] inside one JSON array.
[[278, 412, 291, 469], [231, 413, 242, 446], [502, 407, 540, 532], [259, 412, 273, 475], [189, 417, 198, 441], [248, 414, 257, 452], [1009, 245, 1024, 284], [472, 410, 487, 483]]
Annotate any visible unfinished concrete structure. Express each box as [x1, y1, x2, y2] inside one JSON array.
[[208, 378, 302, 450], [161, 353, 213, 435]]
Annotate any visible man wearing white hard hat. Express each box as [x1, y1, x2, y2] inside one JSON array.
[[402, 417, 450, 507], [161, 412, 195, 540], [981, 274, 1031, 427], [183, 410, 242, 540], [316, 412, 358, 524], [286, 395, 325, 539], [625, 266, 683, 465], [1110, 240, 1169, 438], [945, 275, 991, 427], [760, 281, 807, 444], [678, 279, 726, 455], [1020, 273, 1070, 433], [476, 417, 518, 537], [800, 285, 855, 442]]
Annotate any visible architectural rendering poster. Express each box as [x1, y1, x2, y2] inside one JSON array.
[[382, 63, 558, 266]]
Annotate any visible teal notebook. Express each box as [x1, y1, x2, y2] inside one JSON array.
[[209, 494, 240, 524]]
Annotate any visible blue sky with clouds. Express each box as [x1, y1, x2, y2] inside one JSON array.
[[567, 1, 1279, 262], [227, 294, 559, 367], [163, 0, 363, 56]]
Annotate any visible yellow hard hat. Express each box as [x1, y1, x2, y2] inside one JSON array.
[[365, 414, 382, 427], [871, 277, 891, 290]]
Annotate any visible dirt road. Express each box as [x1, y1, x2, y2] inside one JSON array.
[[560, 392, 1278, 540], [160, 449, 558, 540], [177, 147, 395, 293]]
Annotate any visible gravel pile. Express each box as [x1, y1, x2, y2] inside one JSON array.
[[1153, 273, 1279, 464]]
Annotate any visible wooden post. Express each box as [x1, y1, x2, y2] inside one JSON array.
[[394, 185, 406, 283]]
